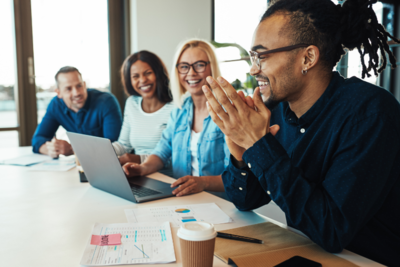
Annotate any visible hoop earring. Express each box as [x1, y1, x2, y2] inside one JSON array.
[[302, 69, 308, 75]]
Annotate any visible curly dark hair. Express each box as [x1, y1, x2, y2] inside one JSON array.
[[262, 0, 400, 78], [121, 50, 172, 103]]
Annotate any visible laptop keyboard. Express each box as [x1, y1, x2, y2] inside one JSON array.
[[131, 184, 162, 197]]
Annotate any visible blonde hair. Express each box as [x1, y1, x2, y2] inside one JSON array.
[[170, 39, 221, 108]]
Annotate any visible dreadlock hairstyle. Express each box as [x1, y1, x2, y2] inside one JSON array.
[[262, 0, 400, 78]]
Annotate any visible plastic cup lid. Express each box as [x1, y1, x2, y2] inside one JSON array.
[[177, 222, 217, 241]]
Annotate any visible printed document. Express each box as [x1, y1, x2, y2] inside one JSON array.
[[28, 157, 75, 171], [1, 154, 51, 166], [125, 203, 233, 227], [80, 222, 175, 266]]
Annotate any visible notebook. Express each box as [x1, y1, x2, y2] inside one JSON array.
[[214, 222, 357, 267]]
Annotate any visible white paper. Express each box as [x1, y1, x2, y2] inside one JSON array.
[[1, 154, 52, 166], [125, 203, 233, 227], [28, 157, 76, 172], [80, 222, 176, 266]]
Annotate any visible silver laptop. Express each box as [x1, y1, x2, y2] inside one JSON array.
[[67, 132, 176, 203]]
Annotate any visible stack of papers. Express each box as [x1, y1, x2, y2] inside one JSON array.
[[125, 203, 233, 227], [1, 153, 76, 172], [28, 157, 76, 172], [1, 154, 52, 166], [80, 222, 175, 266]]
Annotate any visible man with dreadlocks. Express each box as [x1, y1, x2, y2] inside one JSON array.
[[202, 0, 400, 265]]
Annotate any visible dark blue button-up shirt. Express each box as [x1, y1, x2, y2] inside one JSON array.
[[32, 89, 122, 153], [222, 72, 400, 266]]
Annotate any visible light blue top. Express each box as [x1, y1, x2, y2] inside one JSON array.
[[152, 96, 230, 179]]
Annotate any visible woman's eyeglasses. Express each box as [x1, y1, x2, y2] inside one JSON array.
[[176, 60, 210, 74]]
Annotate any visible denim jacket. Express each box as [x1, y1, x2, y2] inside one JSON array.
[[152, 96, 230, 179]]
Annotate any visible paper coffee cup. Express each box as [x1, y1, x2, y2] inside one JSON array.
[[177, 222, 217, 267]]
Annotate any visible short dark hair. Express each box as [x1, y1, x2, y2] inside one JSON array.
[[262, 0, 400, 78], [55, 66, 82, 85], [121, 50, 172, 103]]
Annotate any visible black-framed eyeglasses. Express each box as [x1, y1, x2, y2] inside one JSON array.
[[176, 60, 210, 74], [249, 44, 311, 70]]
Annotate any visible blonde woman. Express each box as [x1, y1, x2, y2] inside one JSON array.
[[123, 39, 229, 197]]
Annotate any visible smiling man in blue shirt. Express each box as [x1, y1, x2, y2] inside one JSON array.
[[202, 0, 400, 266], [32, 66, 122, 158]]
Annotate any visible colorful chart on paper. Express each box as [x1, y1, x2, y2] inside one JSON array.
[[125, 203, 233, 227], [175, 208, 190, 213]]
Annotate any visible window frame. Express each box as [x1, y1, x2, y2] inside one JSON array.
[[0, 0, 130, 146]]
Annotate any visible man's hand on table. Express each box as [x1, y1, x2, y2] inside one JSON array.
[[43, 137, 73, 158]]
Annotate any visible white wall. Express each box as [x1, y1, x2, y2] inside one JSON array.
[[130, 0, 212, 73]]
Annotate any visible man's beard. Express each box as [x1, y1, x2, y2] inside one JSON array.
[[264, 96, 279, 111], [255, 74, 280, 111], [261, 84, 279, 111]]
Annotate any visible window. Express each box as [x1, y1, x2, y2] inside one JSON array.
[[0, 0, 17, 128], [346, 2, 394, 86], [214, 0, 268, 89], [31, 0, 110, 140], [1, 0, 126, 148], [0, 0, 19, 146], [31, 0, 110, 125]]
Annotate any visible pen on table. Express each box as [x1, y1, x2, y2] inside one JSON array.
[[216, 232, 264, 244]]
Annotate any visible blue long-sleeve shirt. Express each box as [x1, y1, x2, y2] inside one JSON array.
[[222, 72, 400, 266], [32, 89, 122, 153]]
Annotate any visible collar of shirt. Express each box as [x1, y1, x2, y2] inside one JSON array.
[[283, 71, 343, 127], [61, 89, 92, 115], [181, 95, 211, 126]]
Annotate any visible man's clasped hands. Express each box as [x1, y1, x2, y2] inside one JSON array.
[[203, 76, 280, 163]]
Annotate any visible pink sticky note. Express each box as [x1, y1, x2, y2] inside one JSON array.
[[91, 233, 121, 246]]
